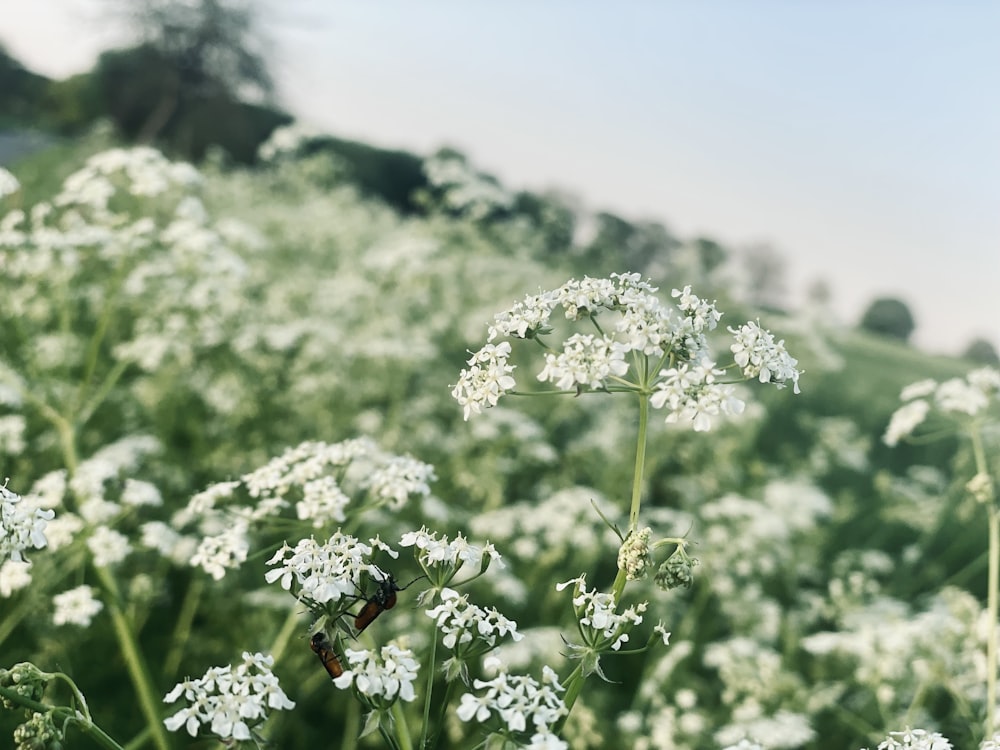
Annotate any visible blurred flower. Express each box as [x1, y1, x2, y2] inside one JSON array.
[[190, 520, 248, 580], [864, 727, 952, 750], [884, 367, 999, 445], [53, 584, 104, 626], [0, 166, 20, 198], [87, 526, 132, 567]]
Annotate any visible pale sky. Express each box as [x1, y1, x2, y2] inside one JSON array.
[[2, 1, 998, 355]]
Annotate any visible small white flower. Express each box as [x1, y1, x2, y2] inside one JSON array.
[[729, 320, 801, 394], [264, 531, 387, 604], [935, 377, 988, 416], [537, 333, 629, 391], [121, 479, 162, 507], [191, 520, 249, 580], [163, 651, 294, 741], [451, 342, 518, 420], [333, 643, 420, 703], [0, 484, 55, 563], [0, 560, 33, 597], [0, 167, 20, 198], [53, 584, 104, 626], [87, 525, 132, 567], [457, 662, 567, 737], [875, 727, 952, 750], [426, 587, 522, 653], [883, 400, 930, 446]]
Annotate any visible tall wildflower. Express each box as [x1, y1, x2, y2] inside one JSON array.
[[884, 366, 999, 737]]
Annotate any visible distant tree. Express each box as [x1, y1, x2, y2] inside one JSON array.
[[962, 338, 1000, 365], [859, 297, 916, 342], [742, 243, 787, 310], [0, 45, 49, 124], [692, 237, 728, 274], [581, 213, 680, 276], [92, 0, 281, 159], [805, 279, 833, 308]]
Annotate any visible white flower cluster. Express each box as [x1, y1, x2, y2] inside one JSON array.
[[457, 658, 568, 749], [453, 274, 801, 430], [884, 367, 999, 446], [400, 525, 503, 574], [425, 587, 522, 652], [265, 531, 395, 604], [52, 584, 104, 627], [452, 342, 517, 421], [650, 358, 745, 432], [556, 575, 646, 651], [0, 167, 20, 198], [163, 652, 294, 741], [537, 333, 629, 391], [863, 727, 953, 750], [0, 483, 54, 563], [332, 643, 420, 704], [727, 320, 801, 393], [190, 520, 249, 580], [55, 147, 201, 215], [239, 438, 434, 522], [423, 152, 514, 221]]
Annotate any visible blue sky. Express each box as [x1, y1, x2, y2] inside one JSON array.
[[3, 1, 998, 354]]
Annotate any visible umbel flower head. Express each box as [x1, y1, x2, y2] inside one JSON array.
[[0, 483, 54, 564], [457, 657, 568, 749], [163, 652, 294, 742], [884, 367, 1000, 446], [452, 273, 800, 430]]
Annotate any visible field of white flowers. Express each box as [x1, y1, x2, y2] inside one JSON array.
[[1, 127, 997, 750]]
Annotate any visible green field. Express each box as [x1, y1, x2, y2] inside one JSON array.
[[1, 132, 996, 750]]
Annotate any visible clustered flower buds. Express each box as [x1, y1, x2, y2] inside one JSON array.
[[0, 663, 48, 709], [655, 546, 700, 591], [13, 712, 63, 750], [617, 527, 653, 581]]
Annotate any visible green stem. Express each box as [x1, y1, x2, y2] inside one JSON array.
[[0, 686, 124, 750], [989, 505, 998, 739], [419, 631, 438, 750], [552, 664, 584, 734], [162, 576, 205, 679], [971, 427, 997, 738], [612, 394, 650, 602], [392, 700, 414, 750], [94, 565, 172, 750], [267, 606, 304, 665], [628, 395, 649, 532]]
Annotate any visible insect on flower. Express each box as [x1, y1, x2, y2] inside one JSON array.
[[310, 631, 344, 678], [354, 569, 425, 633]]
